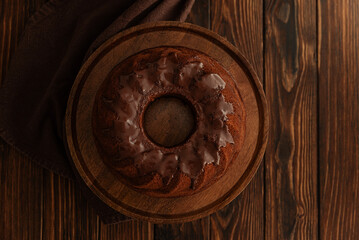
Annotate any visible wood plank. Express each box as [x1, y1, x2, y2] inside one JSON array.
[[186, 0, 210, 28], [100, 220, 153, 240], [210, 0, 264, 79], [0, 139, 43, 240], [153, 0, 210, 239], [154, 219, 209, 240], [264, 0, 318, 239], [42, 171, 100, 239], [210, 0, 264, 239], [318, 0, 359, 239]]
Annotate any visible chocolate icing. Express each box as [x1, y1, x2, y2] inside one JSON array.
[[93, 47, 237, 189]]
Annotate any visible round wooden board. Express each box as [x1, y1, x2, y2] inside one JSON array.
[[65, 22, 268, 223]]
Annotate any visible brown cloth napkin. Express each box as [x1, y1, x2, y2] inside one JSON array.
[[0, 0, 194, 224]]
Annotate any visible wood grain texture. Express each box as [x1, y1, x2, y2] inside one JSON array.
[[210, 0, 264, 239], [186, 0, 209, 28], [42, 171, 99, 239], [0, 139, 43, 240], [101, 220, 153, 240], [143, 96, 196, 148], [155, 218, 209, 240], [265, 0, 318, 239], [0, 141, 101, 240], [154, 1, 210, 237], [0, 141, 100, 240], [318, 0, 359, 239]]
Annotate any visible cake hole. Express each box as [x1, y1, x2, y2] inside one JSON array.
[[143, 95, 196, 148]]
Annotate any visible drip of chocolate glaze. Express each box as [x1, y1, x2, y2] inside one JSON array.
[[135, 150, 163, 174], [133, 66, 156, 94], [179, 144, 203, 178], [159, 154, 178, 178], [178, 62, 203, 88], [156, 53, 178, 87], [98, 49, 235, 185]]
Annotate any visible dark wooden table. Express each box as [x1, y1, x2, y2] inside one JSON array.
[[1, 0, 358, 239]]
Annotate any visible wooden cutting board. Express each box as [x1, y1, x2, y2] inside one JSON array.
[[65, 21, 268, 223]]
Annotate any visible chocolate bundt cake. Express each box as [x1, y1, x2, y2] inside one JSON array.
[[92, 47, 246, 197]]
